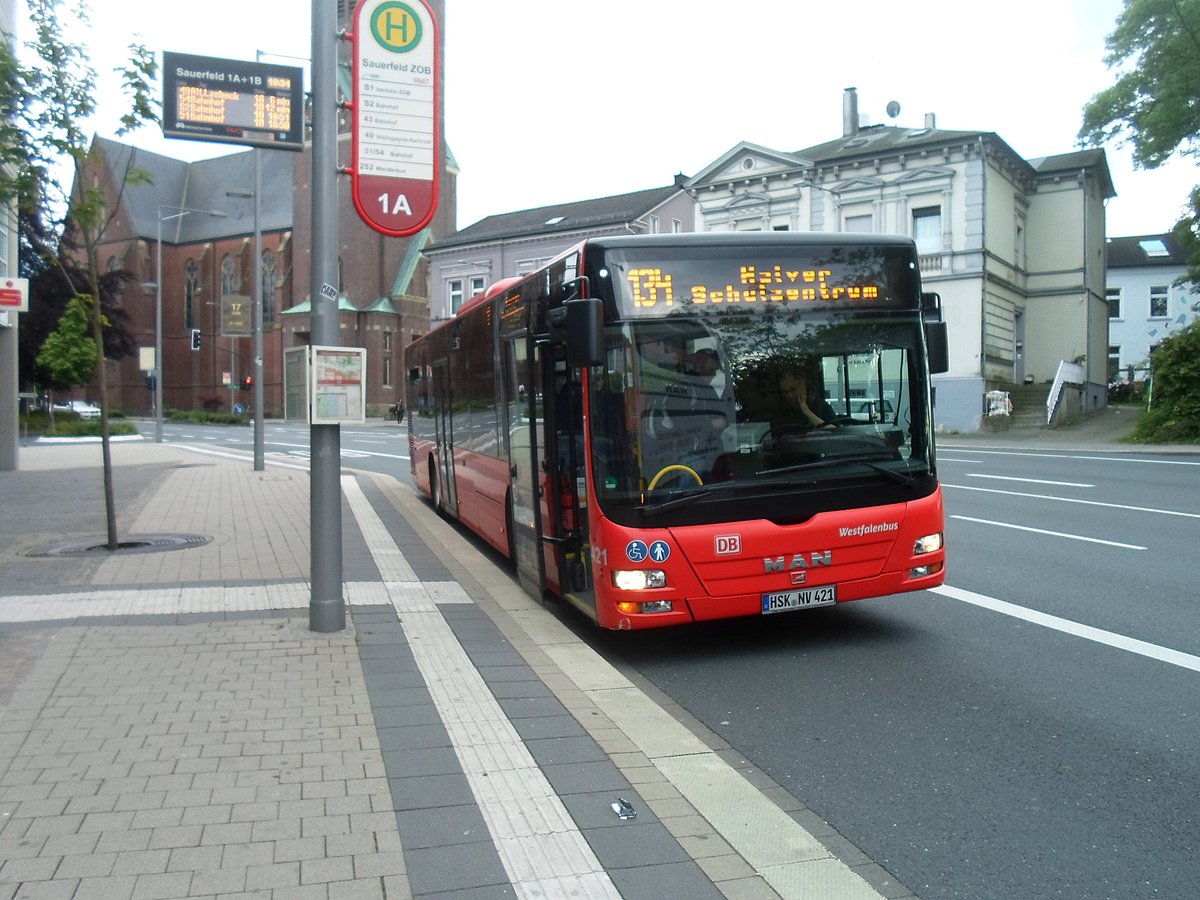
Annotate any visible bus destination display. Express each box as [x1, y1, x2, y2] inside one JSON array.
[[617, 260, 890, 315], [162, 52, 304, 151]]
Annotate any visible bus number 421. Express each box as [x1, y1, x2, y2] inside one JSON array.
[[378, 193, 412, 216]]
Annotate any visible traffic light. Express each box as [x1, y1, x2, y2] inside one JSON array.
[[190, 328, 201, 351], [241, 375, 253, 391]]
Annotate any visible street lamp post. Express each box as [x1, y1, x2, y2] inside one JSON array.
[[155, 205, 225, 443], [226, 147, 264, 470]]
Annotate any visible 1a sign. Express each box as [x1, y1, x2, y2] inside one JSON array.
[[351, 0, 440, 237]]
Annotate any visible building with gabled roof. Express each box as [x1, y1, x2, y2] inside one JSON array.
[[1105, 233, 1200, 382], [424, 178, 695, 323], [57, 0, 451, 419], [686, 89, 1116, 431], [73, 119, 452, 417]]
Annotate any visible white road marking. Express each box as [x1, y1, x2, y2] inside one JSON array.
[[965, 474, 1094, 487], [950, 515, 1146, 550], [938, 447, 1200, 466], [933, 585, 1200, 674], [943, 482, 1200, 519]]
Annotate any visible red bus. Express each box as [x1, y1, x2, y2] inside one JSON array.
[[406, 232, 948, 630]]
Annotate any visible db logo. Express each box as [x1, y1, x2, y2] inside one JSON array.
[[715, 534, 741, 556]]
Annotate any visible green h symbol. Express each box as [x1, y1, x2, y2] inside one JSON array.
[[384, 8, 412, 43]]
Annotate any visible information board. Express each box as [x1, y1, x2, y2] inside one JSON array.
[[351, 0, 440, 236], [310, 346, 367, 425], [163, 51, 304, 151], [220, 295, 252, 337]]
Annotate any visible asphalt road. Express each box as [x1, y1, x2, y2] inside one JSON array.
[[593, 442, 1200, 900]]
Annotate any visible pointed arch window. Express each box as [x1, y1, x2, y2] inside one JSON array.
[[185, 259, 199, 330], [261, 249, 277, 326], [221, 254, 237, 295]]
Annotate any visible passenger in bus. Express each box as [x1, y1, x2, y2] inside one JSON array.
[[684, 348, 734, 430], [639, 347, 732, 483]]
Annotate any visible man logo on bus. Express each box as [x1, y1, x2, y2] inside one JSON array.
[[764, 551, 833, 572]]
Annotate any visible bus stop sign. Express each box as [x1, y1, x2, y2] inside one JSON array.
[[351, 0, 440, 237]]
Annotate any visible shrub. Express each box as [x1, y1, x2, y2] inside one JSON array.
[[1129, 320, 1200, 443], [165, 409, 249, 426]]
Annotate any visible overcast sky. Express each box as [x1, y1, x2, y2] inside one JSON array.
[[21, 0, 1197, 237]]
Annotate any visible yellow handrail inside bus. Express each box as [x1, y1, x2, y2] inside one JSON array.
[[647, 464, 703, 491]]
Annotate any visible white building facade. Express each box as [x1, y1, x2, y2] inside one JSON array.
[[425, 180, 695, 326], [686, 89, 1114, 432], [1105, 234, 1199, 382]]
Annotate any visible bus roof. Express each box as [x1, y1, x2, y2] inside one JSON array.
[[581, 231, 918, 252]]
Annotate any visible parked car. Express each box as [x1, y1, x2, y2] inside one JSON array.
[[52, 399, 101, 419]]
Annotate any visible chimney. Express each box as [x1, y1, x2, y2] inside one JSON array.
[[843, 87, 859, 137], [674, 172, 688, 188], [925, 112, 937, 130]]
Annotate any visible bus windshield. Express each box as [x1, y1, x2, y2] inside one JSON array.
[[587, 242, 934, 523]]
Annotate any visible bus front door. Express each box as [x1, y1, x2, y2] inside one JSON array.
[[432, 359, 457, 516], [503, 334, 546, 599]]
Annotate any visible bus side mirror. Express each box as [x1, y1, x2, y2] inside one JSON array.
[[921, 291, 942, 321], [564, 298, 604, 367], [926, 321, 949, 374]]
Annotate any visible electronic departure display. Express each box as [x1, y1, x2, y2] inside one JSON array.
[[162, 51, 304, 151], [626, 265, 883, 309], [606, 250, 916, 319]]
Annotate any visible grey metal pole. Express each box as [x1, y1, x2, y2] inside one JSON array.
[[309, 0, 345, 633], [252, 148, 264, 471], [154, 212, 164, 443], [0, 311, 16, 472]]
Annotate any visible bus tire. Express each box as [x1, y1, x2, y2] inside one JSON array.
[[505, 491, 517, 562], [429, 458, 443, 512]]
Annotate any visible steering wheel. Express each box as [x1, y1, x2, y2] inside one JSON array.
[[648, 464, 703, 491]]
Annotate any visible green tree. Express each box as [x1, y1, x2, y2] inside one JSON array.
[[1130, 319, 1200, 441], [17, 207, 138, 392], [37, 295, 98, 393], [0, 0, 157, 548], [1080, 0, 1200, 284]]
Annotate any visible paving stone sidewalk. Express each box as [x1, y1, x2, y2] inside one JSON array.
[[0, 440, 911, 900]]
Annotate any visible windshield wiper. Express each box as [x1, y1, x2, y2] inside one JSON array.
[[756, 454, 916, 486], [639, 480, 781, 517]]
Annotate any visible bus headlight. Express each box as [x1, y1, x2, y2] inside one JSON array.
[[913, 532, 943, 555], [612, 570, 667, 591]]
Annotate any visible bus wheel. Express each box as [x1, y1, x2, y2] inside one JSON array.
[[648, 464, 703, 491], [429, 458, 442, 511], [505, 492, 517, 562]]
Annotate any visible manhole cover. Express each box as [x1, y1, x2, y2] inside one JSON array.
[[27, 533, 213, 558]]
